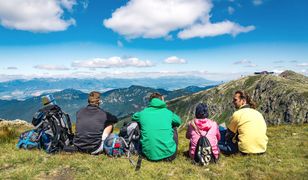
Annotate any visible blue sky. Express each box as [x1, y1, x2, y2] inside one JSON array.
[[0, 0, 307, 81]]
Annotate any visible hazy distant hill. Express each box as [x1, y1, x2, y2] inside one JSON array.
[[0, 77, 217, 100], [168, 70, 308, 127], [0, 85, 214, 122]]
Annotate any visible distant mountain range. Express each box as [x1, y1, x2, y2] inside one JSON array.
[[168, 70, 308, 127], [0, 76, 217, 100], [0, 85, 215, 122]]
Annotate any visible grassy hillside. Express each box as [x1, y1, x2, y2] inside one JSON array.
[[1, 121, 307, 179], [168, 71, 308, 127]]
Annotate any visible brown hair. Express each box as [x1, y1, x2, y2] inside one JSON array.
[[88, 91, 100, 105], [235, 90, 256, 109], [149, 92, 163, 101]]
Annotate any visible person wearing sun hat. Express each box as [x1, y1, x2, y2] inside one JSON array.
[[73, 91, 118, 154], [41, 94, 57, 106]]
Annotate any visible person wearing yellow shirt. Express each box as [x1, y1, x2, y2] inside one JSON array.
[[219, 90, 268, 155]]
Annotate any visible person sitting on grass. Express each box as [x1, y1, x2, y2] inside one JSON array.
[[132, 92, 182, 162], [186, 103, 221, 161], [219, 90, 268, 155], [73, 91, 118, 154]]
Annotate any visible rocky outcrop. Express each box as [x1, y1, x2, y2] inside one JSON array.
[[168, 70, 308, 127], [0, 119, 33, 128]]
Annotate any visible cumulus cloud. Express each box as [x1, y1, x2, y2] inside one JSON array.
[[60, 0, 77, 11], [0, 0, 77, 32], [297, 63, 308, 67], [72, 57, 155, 68], [252, 0, 263, 6], [103, 0, 254, 40], [33, 64, 70, 71], [178, 20, 255, 39], [164, 56, 187, 64]]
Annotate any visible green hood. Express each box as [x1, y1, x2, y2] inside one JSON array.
[[149, 98, 166, 108]]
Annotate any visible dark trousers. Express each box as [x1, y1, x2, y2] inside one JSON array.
[[218, 126, 239, 155]]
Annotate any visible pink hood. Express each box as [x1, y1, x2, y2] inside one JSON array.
[[186, 118, 221, 159]]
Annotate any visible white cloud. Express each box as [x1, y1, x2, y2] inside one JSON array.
[[33, 64, 70, 71], [60, 0, 77, 11], [228, 6, 235, 15], [252, 0, 263, 6], [72, 57, 155, 68], [178, 20, 255, 39], [104, 0, 254, 40], [296, 63, 308, 67], [164, 56, 187, 64], [0, 0, 76, 32], [104, 0, 211, 39]]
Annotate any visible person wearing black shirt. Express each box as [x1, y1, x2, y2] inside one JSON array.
[[73, 91, 118, 154]]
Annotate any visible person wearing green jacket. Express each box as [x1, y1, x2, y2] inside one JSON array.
[[132, 92, 182, 161]]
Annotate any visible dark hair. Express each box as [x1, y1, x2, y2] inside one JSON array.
[[149, 92, 163, 101], [235, 90, 256, 109], [195, 103, 209, 119]]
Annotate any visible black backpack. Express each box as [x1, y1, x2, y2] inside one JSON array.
[[32, 104, 74, 153], [119, 121, 142, 170], [191, 121, 217, 166], [119, 121, 141, 155]]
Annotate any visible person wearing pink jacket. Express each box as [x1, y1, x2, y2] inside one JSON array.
[[186, 103, 221, 160]]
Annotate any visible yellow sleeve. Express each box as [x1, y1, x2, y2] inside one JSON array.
[[228, 113, 239, 133]]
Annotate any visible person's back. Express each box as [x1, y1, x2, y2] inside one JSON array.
[[186, 103, 220, 160], [73, 91, 117, 153], [132, 93, 181, 161], [228, 107, 268, 154]]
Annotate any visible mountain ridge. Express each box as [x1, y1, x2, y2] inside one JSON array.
[[0, 85, 214, 122], [168, 70, 308, 127]]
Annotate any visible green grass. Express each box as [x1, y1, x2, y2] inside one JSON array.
[[1, 124, 308, 179]]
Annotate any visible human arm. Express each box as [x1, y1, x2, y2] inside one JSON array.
[[131, 112, 140, 122], [224, 113, 239, 141], [172, 113, 182, 127]]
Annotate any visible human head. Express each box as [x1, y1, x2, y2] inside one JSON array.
[[41, 94, 56, 106], [88, 91, 101, 106], [195, 103, 209, 119], [233, 90, 256, 109], [149, 92, 164, 102]]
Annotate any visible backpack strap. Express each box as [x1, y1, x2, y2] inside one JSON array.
[[63, 112, 73, 136], [135, 154, 142, 171], [191, 120, 207, 136]]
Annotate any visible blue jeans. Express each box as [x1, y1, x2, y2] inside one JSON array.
[[218, 126, 239, 155]]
